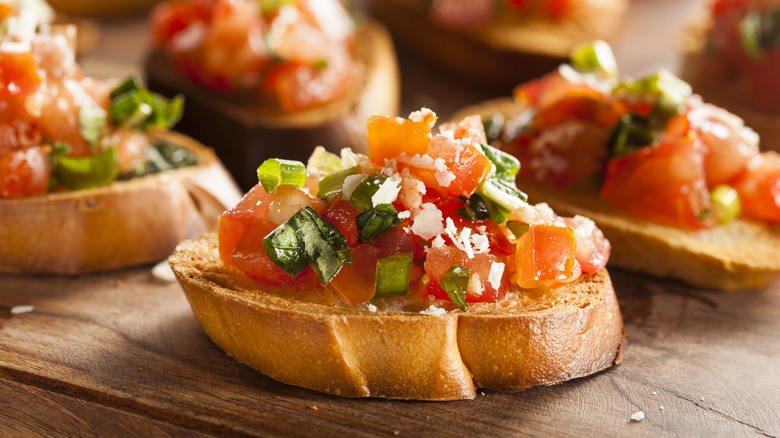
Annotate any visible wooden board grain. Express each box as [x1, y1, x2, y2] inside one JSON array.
[[1, 267, 778, 437]]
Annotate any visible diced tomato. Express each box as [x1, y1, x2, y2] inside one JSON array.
[[367, 116, 431, 167], [217, 184, 274, 265], [326, 244, 381, 306], [150, 0, 215, 46], [403, 143, 491, 198], [321, 198, 361, 247], [534, 94, 622, 129], [271, 60, 351, 112], [424, 245, 507, 303], [562, 216, 610, 273], [230, 217, 301, 285], [0, 50, 41, 103], [374, 224, 426, 260], [0, 146, 50, 198], [601, 137, 714, 229], [514, 223, 579, 289], [732, 151, 780, 223]]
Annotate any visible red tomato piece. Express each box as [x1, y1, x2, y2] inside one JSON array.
[[374, 224, 426, 260], [321, 198, 361, 247], [514, 223, 579, 289], [424, 245, 506, 303], [562, 216, 610, 273], [327, 244, 380, 306], [230, 217, 297, 285], [733, 151, 780, 223], [217, 183, 274, 264], [601, 137, 714, 229], [367, 116, 431, 167], [0, 146, 50, 198], [150, 0, 215, 46]]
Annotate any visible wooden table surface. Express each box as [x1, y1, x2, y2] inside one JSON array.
[[2, 0, 779, 436]]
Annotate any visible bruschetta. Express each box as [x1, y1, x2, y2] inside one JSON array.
[[368, 0, 628, 90], [145, 0, 400, 189], [0, 6, 241, 274], [169, 108, 624, 400], [682, 0, 780, 151], [455, 41, 780, 290]]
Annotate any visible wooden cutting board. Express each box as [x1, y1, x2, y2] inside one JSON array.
[[1, 266, 778, 437]]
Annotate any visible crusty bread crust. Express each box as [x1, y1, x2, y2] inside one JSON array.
[[368, 0, 628, 90], [169, 233, 624, 400], [455, 98, 780, 290], [145, 21, 400, 189], [0, 132, 242, 275]]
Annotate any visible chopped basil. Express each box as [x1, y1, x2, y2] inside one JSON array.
[[317, 166, 359, 200], [478, 143, 520, 182], [613, 70, 692, 125], [482, 113, 505, 144], [607, 114, 656, 157], [350, 173, 385, 211], [355, 203, 401, 243], [506, 221, 530, 239], [118, 141, 198, 180], [456, 193, 490, 222], [257, 158, 306, 193], [55, 145, 121, 190], [263, 206, 352, 285], [78, 104, 107, 149], [375, 252, 413, 296], [109, 77, 183, 131], [440, 265, 469, 312], [570, 39, 619, 77]]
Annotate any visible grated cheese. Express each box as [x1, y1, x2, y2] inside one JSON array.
[[371, 174, 401, 206], [488, 263, 505, 289], [467, 273, 483, 297], [419, 305, 446, 316], [411, 203, 444, 240], [341, 174, 365, 200]]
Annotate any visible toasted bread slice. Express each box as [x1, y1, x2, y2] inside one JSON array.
[[145, 20, 400, 189], [169, 233, 624, 400], [455, 98, 780, 290], [368, 0, 628, 90], [0, 132, 242, 275]]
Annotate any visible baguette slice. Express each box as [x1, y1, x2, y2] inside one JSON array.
[[368, 0, 628, 90], [455, 98, 780, 290], [145, 20, 400, 189], [169, 233, 624, 401], [0, 132, 242, 275]]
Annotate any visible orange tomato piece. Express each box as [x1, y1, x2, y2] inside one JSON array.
[[326, 244, 380, 306], [0, 146, 50, 198], [601, 137, 714, 229], [732, 151, 780, 223], [514, 223, 579, 289], [367, 115, 431, 167]]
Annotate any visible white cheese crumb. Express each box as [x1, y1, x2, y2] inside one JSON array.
[[371, 174, 401, 206], [433, 158, 456, 187], [397, 210, 411, 219], [652, 391, 657, 395], [701, 397, 704, 401], [341, 174, 365, 200], [340, 148, 359, 168], [467, 273, 483, 297], [152, 260, 177, 282], [488, 263, 505, 289], [10, 305, 34, 315], [431, 235, 446, 248], [408, 107, 437, 127], [409, 154, 436, 169], [630, 411, 645, 422], [366, 304, 377, 313], [419, 305, 446, 316], [460, 227, 474, 259], [412, 203, 444, 240], [470, 233, 490, 254], [170, 21, 207, 52], [659, 406, 664, 411]]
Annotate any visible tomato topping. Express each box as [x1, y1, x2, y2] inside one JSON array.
[[0, 147, 50, 198], [602, 137, 713, 229], [327, 244, 381, 306], [218, 184, 274, 265], [321, 199, 362, 247], [150, 0, 215, 46], [562, 216, 610, 274], [0, 50, 41, 98], [514, 223, 579, 289], [230, 218, 296, 285], [367, 116, 431, 167], [733, 152, 780, 223], [424, 245, 506, 303]]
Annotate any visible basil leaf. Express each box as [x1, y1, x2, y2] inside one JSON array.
[[440, 264, 469, 312], [355, 203, 401, 243], [607, 113, 655, 157], [478, 143, 520, 182], [350, 173, 385, 211], [456, 193, 490, 222], [108, 76, 183, 131]]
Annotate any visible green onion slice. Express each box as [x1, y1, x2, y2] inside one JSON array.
[[78, 104, 107, 149], [482, 113, 505, 144], [55, 145, 121, 190], [607, 113, 655, 157], [307, 146, 343, 175], [350, 173, 386, 211], [478, 177, 528, 223], [263, 206, 352, 285], [257, 158, 306, 193], [108, 76, 183, 131], [318, 166, 359, 200], [710, 184, 742, 226], [570, 40, 619, 77], [613, 70, 691, 125], [375, 252, 413, 296], [478, 143, 520, 182], [355, 203, 402, 243], [440, 265, 469, 312], [506, 221, 530, 239]]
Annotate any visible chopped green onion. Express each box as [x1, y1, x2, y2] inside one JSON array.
[[108, 76, 183, 131], [613, 70, 692, 125], [456, 193, 490, 222], [78, 104, 107, 149], [710, 184, 742, 225], [440, 265, 469, 312], [478, 177, 528, 223], [482, 113, 505, 144], [257, 158, 306, 193], [307, 146, 343, 175], [607, 114, 655, 157], [570, 39, 619, 77], [263, 206, 352, 285], [317, 166, 359, 200], [740, 11, 764, 60], [350, 173, 386, 211], [478, 143, 520, 182], [506, 221, 530, 239], [356, 204, 401, 243], [375, 252, 413, 296], [55, 145, 121, 190]]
